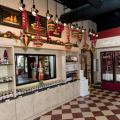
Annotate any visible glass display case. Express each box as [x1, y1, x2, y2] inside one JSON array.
[[115, 51, 120, 82], [66, 52, 79, 82], [101, 51, 120, 90], [101, 52, 113, 81], [15, 54, 56, 86]]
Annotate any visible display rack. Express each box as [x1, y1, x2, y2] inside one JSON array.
[[0, 46, 15, 100], [66, 51, 79, 82]]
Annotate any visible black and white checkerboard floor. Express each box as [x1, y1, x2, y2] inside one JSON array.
[[34, 89, 120, 120]]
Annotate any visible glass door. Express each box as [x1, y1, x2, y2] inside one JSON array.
[[114, 51, 120, 82], [101, 52, 113, 81]]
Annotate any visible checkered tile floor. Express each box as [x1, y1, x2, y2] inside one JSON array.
[[34, 89, 120, 120]]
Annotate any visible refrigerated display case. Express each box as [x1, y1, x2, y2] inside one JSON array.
[[115, 51, 120, 82], [101, 52, 113, 82], [101, 51, 120, 90]]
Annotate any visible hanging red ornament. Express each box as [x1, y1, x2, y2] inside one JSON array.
[[3, 49, 8, 59], [53, 23, 64, 37], [19, 8, 31, 47], [71, 27, 83, 43], [22, 9, 28, 31], [20, 33, 31, 46], [47, 19, 55, 36], [33, 15, 43, 47], [89, 32, 98, 52], [78, 30, 83, 42], [72, 28, 78, 38], [65, 25, 73, 49]]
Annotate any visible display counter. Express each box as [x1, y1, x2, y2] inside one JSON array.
[[0, 37, 81, 119], [0, 80, 80, 120]]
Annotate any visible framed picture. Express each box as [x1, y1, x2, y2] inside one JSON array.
[[28, 12, 47, 37], [0, 5, 21, 28]]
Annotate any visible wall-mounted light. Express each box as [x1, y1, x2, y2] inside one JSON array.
[[19, 0, 25, 11], [31, 0, 39, 16]]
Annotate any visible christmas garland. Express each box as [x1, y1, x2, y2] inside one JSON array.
[[0, 31, 18, 39]]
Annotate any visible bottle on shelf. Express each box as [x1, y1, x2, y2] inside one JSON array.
[[3, 49, 9, 64], [32, 68, 37, 80]]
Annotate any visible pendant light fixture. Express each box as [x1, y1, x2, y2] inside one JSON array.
[[63, 6, 67, 26], [54, 1, 59, 23], [70, 24, 74, 29], [88, 21, 92, 36], [31, 0, 39, 16], [19, 0, 25, 11], [46, 0, 51, 20], [75, 24, 79, 30]]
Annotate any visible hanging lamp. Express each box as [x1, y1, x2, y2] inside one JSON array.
[[54, 1, 59, 23], [31, 0, 39, 16], [19, 0, 25, 11], [63, 6, 67, 26], [46, 0, 51, 20]]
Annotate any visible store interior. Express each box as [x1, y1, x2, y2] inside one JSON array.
[[0, 0, 120, 120]]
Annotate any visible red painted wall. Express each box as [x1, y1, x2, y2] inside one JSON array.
[[98, 27, 120, 39]]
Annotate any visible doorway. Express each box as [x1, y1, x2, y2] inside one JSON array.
[[81, 49, 94, 86]]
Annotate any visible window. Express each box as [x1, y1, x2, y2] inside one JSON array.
[[15, 54, 56, 86]]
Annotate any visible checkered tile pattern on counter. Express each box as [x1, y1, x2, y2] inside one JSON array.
[[34, 89, 120, 120]]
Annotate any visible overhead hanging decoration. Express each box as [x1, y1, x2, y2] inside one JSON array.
[[82, 28, 89, 50], [65, 24, 73, 49], [54, 23, 64, 37], [22, 9, 28, 30], [89, 30, 98, 52], [30, 0, 43, 47], [53, 1, 64, 37], [78, 29, 83, 42], [47, 19, 55, 36], [33, 15, 43, 47], [71, 24, 83, 42], [46, 0, 55, 40], [19, 0, 32, 47]]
